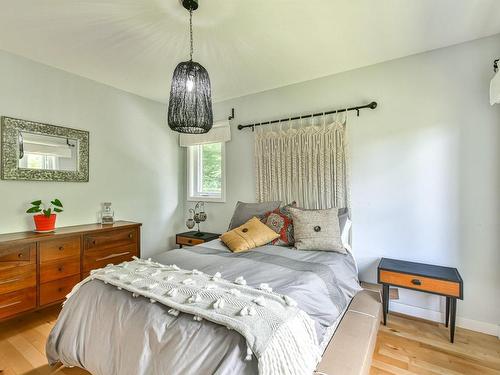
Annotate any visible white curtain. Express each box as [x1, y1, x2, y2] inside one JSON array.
[[254, 115, 350, 210]]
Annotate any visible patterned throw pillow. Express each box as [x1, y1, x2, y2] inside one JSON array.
[[261, 203, 297, 246]]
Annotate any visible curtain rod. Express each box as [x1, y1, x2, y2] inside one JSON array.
[[237, 101, 378, 131]]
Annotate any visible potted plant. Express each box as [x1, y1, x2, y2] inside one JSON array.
[[26, 199, 64, 232]]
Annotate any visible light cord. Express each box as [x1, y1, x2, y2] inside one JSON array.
[[189, 8, 193, 61]]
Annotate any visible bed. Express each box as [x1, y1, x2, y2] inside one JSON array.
[[46, 239, 375, 375]]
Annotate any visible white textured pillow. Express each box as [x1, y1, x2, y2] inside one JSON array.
[[288, 207, 346, 253]]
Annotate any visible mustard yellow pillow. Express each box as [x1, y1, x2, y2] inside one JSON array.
[[221, 217, 280, 253]]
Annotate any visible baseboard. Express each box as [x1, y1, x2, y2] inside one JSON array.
[[389, 301, 500, 338]]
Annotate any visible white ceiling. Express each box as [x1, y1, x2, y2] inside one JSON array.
[[1, 0, 499, 103]]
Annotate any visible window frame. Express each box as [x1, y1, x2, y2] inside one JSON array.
[[187, 142, 226, 203]]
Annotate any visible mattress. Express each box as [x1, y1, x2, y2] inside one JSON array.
[[47, 240, 362, 375]]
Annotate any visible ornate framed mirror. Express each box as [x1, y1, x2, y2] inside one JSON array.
[[1, 117, 89, 182]]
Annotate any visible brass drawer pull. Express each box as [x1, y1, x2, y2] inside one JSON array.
[[0, 300, 22, 309], [95, 251, 130, 262], [128, 233, 133, 239], [411, 279, 422, 286], [18, 253, 25, 258], [0, 276, 23, 285], [59, 246, 64, 251]]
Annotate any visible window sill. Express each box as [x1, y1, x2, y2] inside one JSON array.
[[187, 196, 226, 203]]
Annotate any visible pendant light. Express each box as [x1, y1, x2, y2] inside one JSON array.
[[168, 0, 213, 134]]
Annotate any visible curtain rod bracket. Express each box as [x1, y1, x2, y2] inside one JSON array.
[[228, 108, 235, 121]]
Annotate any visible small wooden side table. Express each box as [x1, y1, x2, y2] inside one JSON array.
[[176, 231, 221, 248], [377, 257, 463, 343]]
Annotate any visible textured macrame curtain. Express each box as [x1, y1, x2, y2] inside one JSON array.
[[254, 115, 350, 210]]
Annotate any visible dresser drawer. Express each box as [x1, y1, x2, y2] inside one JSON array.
[[0, 243, 36, 294], [0, 243, 35, 264], [40, 275, 80, 306], [40, 256, 81, 283], [176, 236, 204, 246], [83, 245, 137, 272], [0, 287, 36, 320], [0, 264, 36, 294], [85, 228, 138, 252], [40, 236, 81, 263], [379, 270, 460, 297]]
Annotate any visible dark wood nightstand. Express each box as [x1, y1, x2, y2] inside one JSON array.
[[377, 257, 463, 343], [176, 231, 221, 248]]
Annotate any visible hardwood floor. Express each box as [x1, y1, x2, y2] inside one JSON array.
[[371, 313, 500, 375], [0, 307, 498, 374], [0, 306, 88, 375]]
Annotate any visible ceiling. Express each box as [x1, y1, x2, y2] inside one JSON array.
[[1, 0, 499, 103]]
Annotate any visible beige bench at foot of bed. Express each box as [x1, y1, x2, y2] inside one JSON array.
[[315, 288, 382, 375]]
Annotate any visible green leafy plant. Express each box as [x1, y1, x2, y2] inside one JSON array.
[[26, 199, 64, 217]]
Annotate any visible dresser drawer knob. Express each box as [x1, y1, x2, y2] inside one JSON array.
[[92, 240, 96, 245], [411, 278, 422, 286], [59, 246, 64, 251], [128, 233, 133, 239], [58, 266, 63, 272], [18, 253, 24, 258], [188, 239, 192, 243], [58, 287, 63, 292]]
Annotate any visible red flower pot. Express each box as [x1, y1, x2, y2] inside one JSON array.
[[33, 214, 57, 232]]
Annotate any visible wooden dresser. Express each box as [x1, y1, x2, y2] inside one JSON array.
[[0, 221, 141, 321]]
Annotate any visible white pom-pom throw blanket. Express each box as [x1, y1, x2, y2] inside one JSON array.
[[65, 257, 320, 375]]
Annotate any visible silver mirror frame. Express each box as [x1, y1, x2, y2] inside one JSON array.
[[1, 116, 89, 182]]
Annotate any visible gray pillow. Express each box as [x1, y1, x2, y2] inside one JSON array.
[[287, 207, 346, 253], [228, 201, 281, 230], [338, 211, 349, 236]]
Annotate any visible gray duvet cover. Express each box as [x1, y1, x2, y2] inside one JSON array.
[[47, 240, 361, 375]]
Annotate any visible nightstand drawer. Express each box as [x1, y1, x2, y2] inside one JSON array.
[[176, 236, 204, 246], [379, 270, 460, 297]]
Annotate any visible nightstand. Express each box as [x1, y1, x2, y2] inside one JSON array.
[[377, 258, 463, 343], [176, 231, 221, 248]]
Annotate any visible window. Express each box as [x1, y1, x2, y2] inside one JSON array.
[[20, 153, 59, 170], [187, 142, 226, 202]]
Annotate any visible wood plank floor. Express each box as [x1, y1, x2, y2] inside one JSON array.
[[371, 313, 500, 375], [0, 307, 498, 374]]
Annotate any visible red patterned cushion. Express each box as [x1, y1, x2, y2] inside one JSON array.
[[261, 203, 296, 246]]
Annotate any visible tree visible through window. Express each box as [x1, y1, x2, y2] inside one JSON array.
[[188, 142, 225, 202], [201, 143, 222, 193]]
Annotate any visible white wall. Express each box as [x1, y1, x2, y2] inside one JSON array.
[[194, 34, 500, 335], [0, 50, 185, 257]]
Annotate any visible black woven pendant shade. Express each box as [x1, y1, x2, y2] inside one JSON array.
[[167, 0, 213, 134], [168, 60, 213, 134]]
